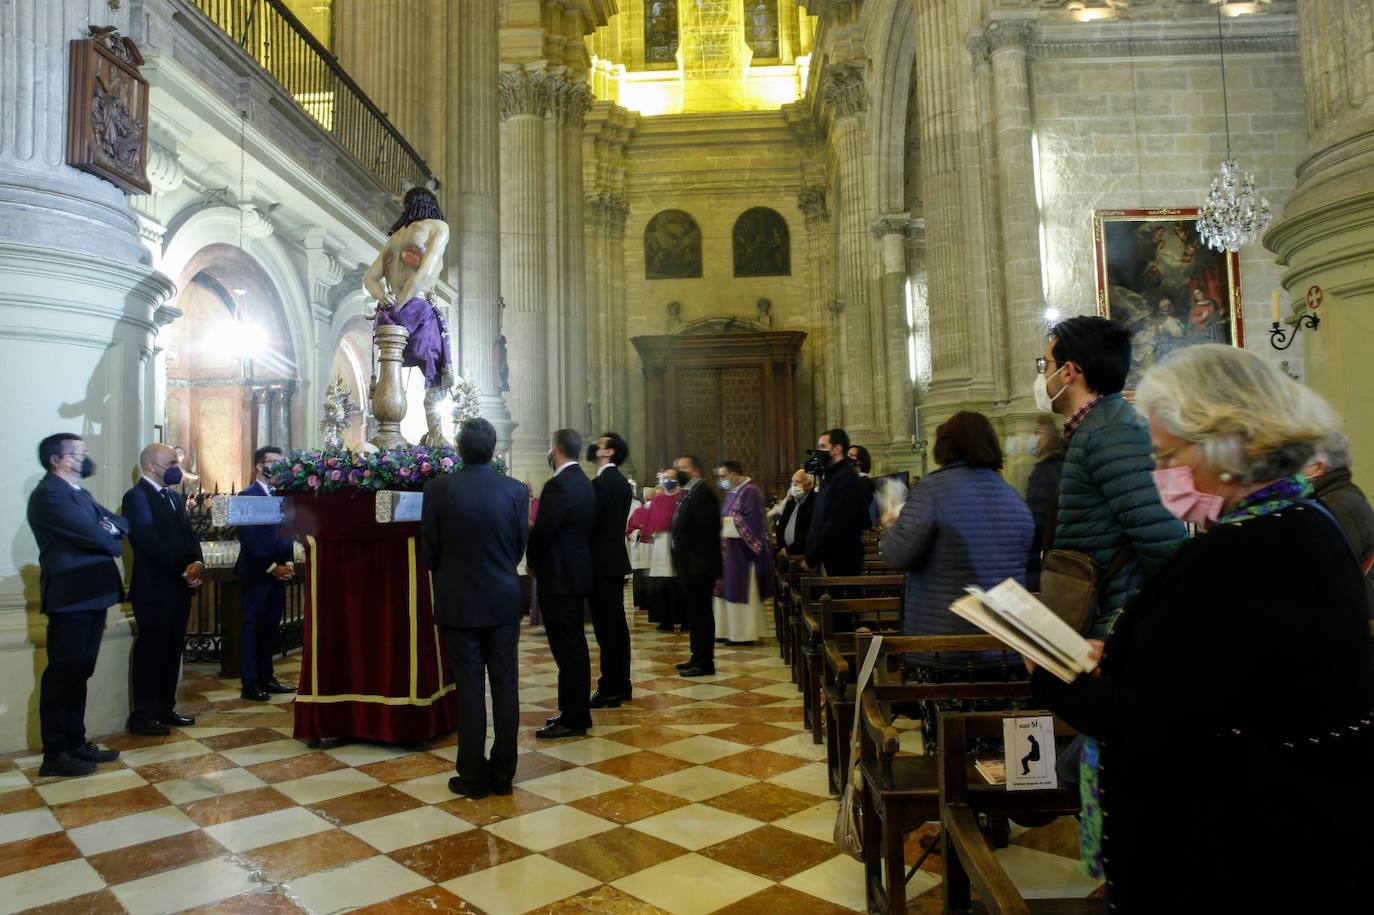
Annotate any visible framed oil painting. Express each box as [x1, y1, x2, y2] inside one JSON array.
[[1092, 208, 1243, 391]]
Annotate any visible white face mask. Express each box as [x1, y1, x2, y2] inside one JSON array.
[[1033, 365, 1066, 414], [789, 485, 805, 500]]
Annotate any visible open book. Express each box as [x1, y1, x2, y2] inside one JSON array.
[[949, 579, 1099, 684]]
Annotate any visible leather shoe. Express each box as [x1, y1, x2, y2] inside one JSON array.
[[127, 719, 170, 737], [263, 679, 297, 694], [71, 742, 119, 764], [536, 722, 587, 739], [39, 751, 97, 778], [241, 685, 270, 702], [679, 666, 716, 677], [167, 712, 195, 727], [675, 661, 695, 670], [491, 783, 513, 796], [448, 776, 490, 800], [589, 690, 623, 709]]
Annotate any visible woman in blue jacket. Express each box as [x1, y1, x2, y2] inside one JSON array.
[[880, 411, 1033, 749]]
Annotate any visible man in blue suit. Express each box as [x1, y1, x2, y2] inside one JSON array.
[[27, 434, 128, 777], [235, 445, 297, 702], [527, 428, 596, 738], [122, 443, 204, 736], [422, 418, 529, 798]]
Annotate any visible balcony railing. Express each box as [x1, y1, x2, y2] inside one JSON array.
[[187, 0, 433, 196]]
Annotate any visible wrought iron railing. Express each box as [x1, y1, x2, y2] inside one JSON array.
[[186, 0, 433, 196]]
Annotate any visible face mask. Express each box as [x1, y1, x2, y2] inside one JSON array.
[[1151, 465, 1223, 528], [585, 443, 598, 463], [162, 466, 184, 486], [719, 480, 732, 491], [789, 485, 805, 500], [1033, 366, 1066, 414], [662, 479, 678, 492], [78, 456, 96, 479], [547, 451, 556, 471]]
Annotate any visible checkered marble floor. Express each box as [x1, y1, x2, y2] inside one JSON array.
[[0, 605, 1095, 914]]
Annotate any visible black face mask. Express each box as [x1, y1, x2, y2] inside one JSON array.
[[162, 466, 184, 486], [586, 443, 598, 463], [547, 451, 557, 471], [78, 456, 96, 479]]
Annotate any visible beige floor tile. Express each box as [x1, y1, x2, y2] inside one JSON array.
[[628, 803, 763, 851], [0, 771, 29, 794], [780, 853, 870, 911], [0, 807, 62, 843], [111, 856, 260, 915], [393, 772, 459, 805], [283, 854, 430, 912], [220, 738, 313, 768], [994, 844, 1104, 898], [665, 683, 742, 701], [0, 857, 106, 913], [484, 804, 617, 852], [641, 765, 755, 802], [518, 767, 631, 804], [612, 852, 773, 915], [272, 767, 384, 805], [203, 805, 332, 852], [536, 737, 639, 766], [67, 806, 197, 856], [774, 800, 842, 843], [119, 740, 211, 769], [322, 743, 415, 767], [765, 762, 833, 798], [655, 735, 753, 765], [442, 853, 599, 914], [154, 767, 265, 805], [34, 769, 148, 806], [762, 733, 830, 761], [344, 805, 474, 853]]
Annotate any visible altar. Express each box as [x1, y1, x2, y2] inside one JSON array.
[[282, 490, 456, 744]]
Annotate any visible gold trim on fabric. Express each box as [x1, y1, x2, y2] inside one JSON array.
[[408, 537, 419, 700], [307, 535, 318, 698], [294, 683, 456, 706]]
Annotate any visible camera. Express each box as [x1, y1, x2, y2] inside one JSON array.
[[802, 449, 829, 475]]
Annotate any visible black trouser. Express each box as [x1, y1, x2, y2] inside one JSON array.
[[240, 580, 285, 686], [541, 592, 592, 728], [632, 569, 647, 610], [680, 573, 717, 671], [130, 596, 192, 724], [589, 575, 633, 698], [443, 622, 520, 791], [40, 609, 105, 758]]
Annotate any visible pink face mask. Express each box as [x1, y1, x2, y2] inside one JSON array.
[[1151, 464, 1223, 528]]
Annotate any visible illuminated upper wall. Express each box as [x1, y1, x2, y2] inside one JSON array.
[[587, 0, 817, 116]]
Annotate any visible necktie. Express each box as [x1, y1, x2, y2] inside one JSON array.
[[161, 488, 176, 512]]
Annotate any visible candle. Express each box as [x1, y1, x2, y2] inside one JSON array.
[[1271, 290, 1281, 324]]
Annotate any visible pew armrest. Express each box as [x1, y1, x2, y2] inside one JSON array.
[[822, 640, 850, 685], [944, 803, 1032, 915]]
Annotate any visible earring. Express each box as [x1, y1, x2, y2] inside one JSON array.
[[1219, 472, 1234, 484]]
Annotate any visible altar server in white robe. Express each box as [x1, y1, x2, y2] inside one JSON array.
[[712, 461, 773, 645]]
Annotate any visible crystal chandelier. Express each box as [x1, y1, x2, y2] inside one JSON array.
[[1196, 2, 1270, 252]]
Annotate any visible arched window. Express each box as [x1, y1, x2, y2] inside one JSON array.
[[644, 209, 703, 279], [644, 0, 680, 66], [732, 207, 790, 277], [743, 0, 779, 61]]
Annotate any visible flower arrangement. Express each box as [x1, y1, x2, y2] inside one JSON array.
[[449, 375, 482, 428], [268, 446, 508, 493]]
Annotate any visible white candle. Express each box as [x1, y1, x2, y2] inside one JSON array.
[[1271, 290, 1281, 324]]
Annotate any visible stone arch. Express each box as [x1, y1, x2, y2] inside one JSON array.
[[732, 207, 791, 276], [870, 0, 917, 215], [643, 208, 703, 279]]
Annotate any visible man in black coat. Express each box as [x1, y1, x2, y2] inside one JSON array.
[[422, 418, 529, 797], [588, 432, 634, 707], [528, 428, 596, 737], [671, 454, 722, 676], [235, 445, 297, 702], [804, 428, 868, 576], [776, 468, 815, 556], [27, 433, 128, 777], [122, 443, 204, 736]]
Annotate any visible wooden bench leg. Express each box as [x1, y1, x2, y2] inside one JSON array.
[[807, 651, 824, 744], [883, 806, 907, 915], [827, 698, 852, 795], [942, 817, 971, 913], [862, 783, 885, 915]]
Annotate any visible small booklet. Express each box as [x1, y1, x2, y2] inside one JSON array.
[[973, 756, 1006, 785], [948, 579, 1099, 684]]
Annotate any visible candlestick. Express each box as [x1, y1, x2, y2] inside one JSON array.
[[1271, 290, 1281, 324]]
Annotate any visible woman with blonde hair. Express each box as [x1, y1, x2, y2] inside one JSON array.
[[1030, 344, 1373, 911]]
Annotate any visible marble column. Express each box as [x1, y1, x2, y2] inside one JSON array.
[[0, 0, 175, 751], [799, 185, 833, 434], [606, 197, 629, 438], [823, 63, 886, 440], [557, 80, 593, 435], [498, 67, 552, 480], [585, 196, 608, 432], [1265, 0, 1374, 492], [449, 0, 515, 453], [872, 213, 914, 456]]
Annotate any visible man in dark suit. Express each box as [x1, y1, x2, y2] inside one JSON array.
[[27, 433, 128, 778], [422, 418, 529, 797], [527, 428, 596, 737], [804, 428, 869, 576], [671, 454, 722, 676], [587, 432, 634, 708], [122, 442, 204, 736], [776, 468, 815, 556], [235, 445, 296, 702]]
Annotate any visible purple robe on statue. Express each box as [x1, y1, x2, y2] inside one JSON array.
[[375, 296, 451, 388], [719, 481, 774, 603]]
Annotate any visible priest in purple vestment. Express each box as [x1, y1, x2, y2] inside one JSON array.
[[712, 461, 773, 645]]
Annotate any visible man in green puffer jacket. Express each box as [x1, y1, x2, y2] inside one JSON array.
[[1037, 316, 1188, 638]]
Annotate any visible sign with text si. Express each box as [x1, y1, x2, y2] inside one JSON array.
[[1003, 716, 1057, 791]]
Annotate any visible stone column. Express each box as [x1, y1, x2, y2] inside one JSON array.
[[1265, 0, 1374, 491], [822, 62, 886, 440], [605, 197, 629, 438], [584, 196, 608, 431], [0, 1, 175, 751], [498, 67, 552, 480], [449, 0, 515, 453], [556, 80, 593, 434], [799, 185, 833, 434], [872, 213, 914, 457]]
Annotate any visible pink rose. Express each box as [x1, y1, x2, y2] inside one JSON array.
[[440, 457, 454, 469], [330, 469, 342, 481], [364, 469, 373, 478], [399, 467, 412, 477], [420, 462, 432, 473], [326, 457, 339, 468], [307, 475, 321, 489], [292, 463, 304, 473]]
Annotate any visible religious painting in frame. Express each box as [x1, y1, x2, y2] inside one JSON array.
[[1092, 208, 1242, 391]]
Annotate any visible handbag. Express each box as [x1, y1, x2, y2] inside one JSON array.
[[834, 633, 884, 858], [1036, 494, 1133, 635]]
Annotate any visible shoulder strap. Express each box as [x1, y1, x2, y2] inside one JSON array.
[[848, 635, 885, 751], [1287, 497, 1361, 566]]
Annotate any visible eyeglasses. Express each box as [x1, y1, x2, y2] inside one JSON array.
[[1035, 357, 1053, 375], [59, 451, 88, 459]]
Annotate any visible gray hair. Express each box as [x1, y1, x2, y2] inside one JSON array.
[[1135, 344, 1341, 484], [1313, 431, 1354, 471]]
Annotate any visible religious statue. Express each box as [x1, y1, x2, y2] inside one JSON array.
[[363, 187, 453, 446]]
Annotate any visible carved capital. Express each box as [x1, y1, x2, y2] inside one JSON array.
[[821, 62, 867, 119], [498, 69, 553, 121], [984, 20, 1036, 55], [551, 80, 594, 130], [798, 186, 830, 225], [870, 212, 911, 238], [238, 204, 274, 240], [966, 34, 991, 66]]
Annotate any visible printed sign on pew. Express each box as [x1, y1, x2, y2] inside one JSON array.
[[1004, 715, 1057, 792]]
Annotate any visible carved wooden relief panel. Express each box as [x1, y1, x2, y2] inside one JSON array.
[[67, 27, 151, 195]]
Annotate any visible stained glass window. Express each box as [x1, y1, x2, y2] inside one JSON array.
[[645, 0, 680, 66], [744, 0, 779, 60]]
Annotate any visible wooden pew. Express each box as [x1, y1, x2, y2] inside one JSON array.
[[814, 594, 903, 763], [854, 630, 1031, 915], [939, 711, 1090, 915]]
